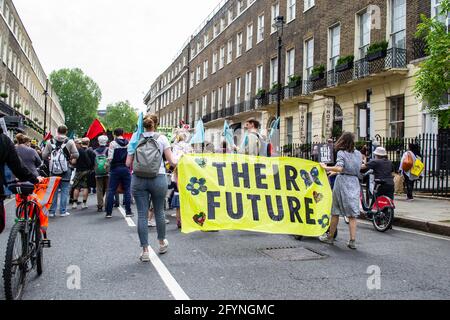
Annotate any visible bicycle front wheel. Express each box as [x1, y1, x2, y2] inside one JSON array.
[[373, 207, 394, 232], [3, 222, 27, 300]]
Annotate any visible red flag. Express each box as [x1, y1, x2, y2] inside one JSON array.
[[43, 132, 53, 141], [85, 119, 106, 140], [123, 132, 133, 141]]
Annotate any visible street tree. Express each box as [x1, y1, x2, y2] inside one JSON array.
[[50, 68, 102, 136], [414, 0, 450, 128], [103, 101, 138, 133]]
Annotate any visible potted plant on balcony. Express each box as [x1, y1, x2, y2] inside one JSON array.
[[14, 103, 21, 110], [33, 117, 39, 123], [270, 83, 282, 95], [366, 40, 389, 62], [335, 55, 354, 72], [255, 88, 266, 99], [0, 93, 8, 99], [310, 64, 325, 81], [288, 75, 302, 88], [24, 110, 30, 116]]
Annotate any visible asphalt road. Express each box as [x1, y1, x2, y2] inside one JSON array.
[[1, 195, 449, 300]]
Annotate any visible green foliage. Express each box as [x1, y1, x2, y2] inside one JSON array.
[[14, 103, 21, 109], [103, 101, 138, 132], [50, 68, 102, 136], [414, 0, 450, 128], [336, 55, 355, 67], [256, 88, 266, 97], [311, 64, 325, 77], [0, 93, 8, 98], [270, 83, 282, 94], [366, 40, 389, 56], [24, 110, 30, 116]]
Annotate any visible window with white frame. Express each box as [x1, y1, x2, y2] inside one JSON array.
[[287, 0, 296, 22], [214, 23, 219, 37], [190, 71, 195, 88], [228, 8, 234, 25], [204, 33, 209, 47], [271, 3, 280, 33], [195, 99, 200, 120], [304, 38, 314, 79], [431, 0, 450, 25], [218, 87, 224, 110], [358, 10, 371, 58], [196, 66, 201, 84], [203, 60, 209, 79], [246, 23, 253, 51], [226, 82, 232, 108], [390, 0, 406, 49], [236, 32, 243, 57], [227, 39, 233, 64], [304, 0, 315, 11], [286, 49, 295, 84], [257, 14, 265, 43], [221, 17, 226, 31], [202, 95, 208, 117], [256, 64, 264, 92], [238, 0, 244, 14], [329, 24, 340, 69], [245, 71, 252, 101], [235, 77, 242, 104], [389, 95, 405, 138], [270, 57, 278, 86], [211, 90, 217, 112], [212, 52, 218, 73], [219, 47, 225, 69]]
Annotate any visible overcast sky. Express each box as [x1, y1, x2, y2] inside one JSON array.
[[14, 0, 218, 113]]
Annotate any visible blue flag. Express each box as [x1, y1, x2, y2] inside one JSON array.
[[190, 119, 205, 145], [269, 117, 280, 140], [127, 112, 144, 155], [223, 120, 234, 146]]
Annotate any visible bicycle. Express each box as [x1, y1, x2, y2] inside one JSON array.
[[2, 182, 51, 300], [355, 170, 395, 232]]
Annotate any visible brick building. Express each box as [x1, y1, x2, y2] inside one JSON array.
[[0, 0, 65, 140], [145, 0, 445, 147]]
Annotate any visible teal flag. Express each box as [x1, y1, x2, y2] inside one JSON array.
[[190, 119, 205, 144], [127, 112, 144, 155], [223, 120, 234, 146]]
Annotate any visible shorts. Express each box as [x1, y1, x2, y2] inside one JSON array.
[[171, 193, 180, 209], [72, 171, 90, 190]]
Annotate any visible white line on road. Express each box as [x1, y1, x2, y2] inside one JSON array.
[[358, 220, 450, 242], [119, 206, 190, 300], [117, 206, 136, 227], [4, 198, 15, 206]]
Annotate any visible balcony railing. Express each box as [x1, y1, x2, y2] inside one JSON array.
[[306, 48, 408, 94]]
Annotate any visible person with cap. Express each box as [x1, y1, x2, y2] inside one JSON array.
[[362, 147, 395, 200], [93, 135, 110, 212], [72, 137, 95, 210]]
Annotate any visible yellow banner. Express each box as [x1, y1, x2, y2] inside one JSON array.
[[178, 154, 332, 237]]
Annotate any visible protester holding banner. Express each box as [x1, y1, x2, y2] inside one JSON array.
[[127, 114, 177, 262], [319, 132, 362, 250]]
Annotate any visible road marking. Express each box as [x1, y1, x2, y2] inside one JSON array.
[[4, 198, 14, 206], [358, 220, 450, 242], [118, 206, 136, 227], [119, 206, 190, 300]]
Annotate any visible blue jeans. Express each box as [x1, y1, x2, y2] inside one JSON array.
[[50, 169, 72, 215], [3, 166, 13, 197], [106, 166, 131, 214], [132, 174, 168, 247]]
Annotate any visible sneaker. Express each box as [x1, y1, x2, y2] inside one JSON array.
[[126, 212, 134, 218], [140, 251, 150, 262], [159, 239, 169, 254], [114, 203, 120, 208], [82, 203, 88, 210], [97, 206, 103, 213], [72, 203, 77, 210], [319, 234, 334, 245], [148, 219, 156, 227], [105, 213, 112, 219], [347, 240, 357, 250], [49, 213, 56, 218], [165, 219, 170, 224], [60, 212, 71, 217]]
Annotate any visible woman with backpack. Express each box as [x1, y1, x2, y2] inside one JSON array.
[[399, 143, 422, 201], [126, 114, 177, 262]]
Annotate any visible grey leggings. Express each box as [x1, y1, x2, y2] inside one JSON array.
[[132, 174, 168, 247]]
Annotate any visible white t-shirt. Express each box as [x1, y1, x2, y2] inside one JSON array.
[[141, 132, 170, 175]]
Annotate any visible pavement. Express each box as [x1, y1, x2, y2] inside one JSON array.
[[0, 195, 450, 300], [394, 197, 450, 236]]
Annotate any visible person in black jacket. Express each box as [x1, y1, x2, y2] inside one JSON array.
[[72, 138, 95, 210], [1, 130, 39, 234]]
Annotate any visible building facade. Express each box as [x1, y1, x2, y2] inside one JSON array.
[[0, 0, 64, 140], [145, 0, 443, 147]]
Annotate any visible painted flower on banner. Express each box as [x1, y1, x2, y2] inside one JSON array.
[[300, 167, 322, 188], [318, 215, 330, 229], [186, 177, 208, 196]]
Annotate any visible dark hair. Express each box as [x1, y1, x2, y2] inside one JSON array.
[[113, 128, 124, 137], [409, 143, 421, 157], [57, 125, 68, 135], [143, 114, 159, 131], [246, 118, 260, 130], [334, 132, 355, 153]]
